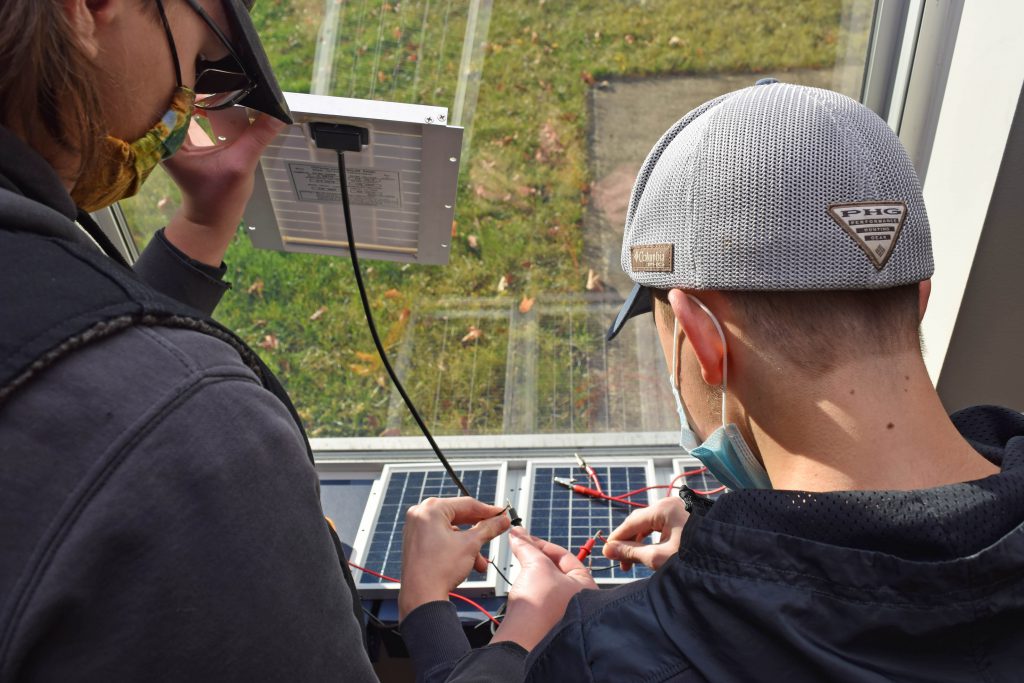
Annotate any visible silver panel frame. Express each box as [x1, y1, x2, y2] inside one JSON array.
[[511, 457, 659, 588], [244, 92, 463, 265], [349, 460, 508, 598]]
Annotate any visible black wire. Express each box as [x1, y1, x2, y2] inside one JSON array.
[[362, 606, 400, 634], [336, 152, 471, 498]]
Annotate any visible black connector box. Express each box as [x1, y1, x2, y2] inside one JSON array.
[[310, 122, 370, 152]]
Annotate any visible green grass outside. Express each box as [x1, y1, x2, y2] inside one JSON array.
[[121, 0, 869, 437]]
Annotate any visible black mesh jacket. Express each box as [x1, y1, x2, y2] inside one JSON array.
[[448, 405, 1024, 682]]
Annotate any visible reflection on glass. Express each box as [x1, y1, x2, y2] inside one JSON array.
[[121, 0, 875, 438]]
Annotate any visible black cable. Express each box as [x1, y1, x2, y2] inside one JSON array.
[[337, 148, 509, 589], [336, 151, 471, 498]]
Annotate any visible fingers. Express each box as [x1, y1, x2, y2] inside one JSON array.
[[234, 112, 287, 158], [607, 506, 661, 544], [510, 529, 593, 581], [603, 538, 678, 572], [522, 532, 587, 575], [508, 527, 552, 567], [469, 511, 511, 545], [473, 552, 489, 574], [436, 497, 506, 526], [604, 539, 643, 562]]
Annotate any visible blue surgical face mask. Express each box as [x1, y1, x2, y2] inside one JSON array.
[[668, 296, 772, 490]]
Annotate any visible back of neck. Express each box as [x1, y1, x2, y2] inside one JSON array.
[[747, 355, 999, 492]]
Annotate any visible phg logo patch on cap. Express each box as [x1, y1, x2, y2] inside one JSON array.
[[828, 201, 908, 271]]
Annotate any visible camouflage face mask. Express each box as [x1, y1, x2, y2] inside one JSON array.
[[72, 86, 196, 212]]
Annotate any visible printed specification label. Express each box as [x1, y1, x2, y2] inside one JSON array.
[[287, 162, 402, 209]]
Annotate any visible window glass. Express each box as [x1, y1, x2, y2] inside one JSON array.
[[120, 0, 875, 438]]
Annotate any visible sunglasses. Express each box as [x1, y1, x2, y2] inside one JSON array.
[[155, 0, 258, 111]]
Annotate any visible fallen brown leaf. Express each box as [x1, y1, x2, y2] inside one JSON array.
[[309, 305, 327, 321], [258, 334, 279, 350], [383, 288, 401, 299], [497, 275, 509, 293], [247, 279, 264, 298], [354, 351, 378, 363], [580, 70, 595, 86], [586, 269, 605, 292], [461, 325, 484, 345], [519, 296, 536, 314]]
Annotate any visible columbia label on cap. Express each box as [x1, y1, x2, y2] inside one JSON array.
[[828, 201, 908, 271], [631, 244, 674, 273]]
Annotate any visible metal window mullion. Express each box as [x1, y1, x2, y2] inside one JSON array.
[[860, 0, 924, 122]]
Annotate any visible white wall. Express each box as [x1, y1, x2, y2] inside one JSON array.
[[919, 1, 1024, 382]]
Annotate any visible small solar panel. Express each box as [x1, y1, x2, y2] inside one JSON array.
[[245, 93, 462, 265], [672, 457, 727, 500], [512, 458, 658, 585], [350, 462, 506, 597]]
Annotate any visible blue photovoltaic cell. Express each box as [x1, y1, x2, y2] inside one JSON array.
[[360, 468, 499, 585], [529, 465, 653, 580], [676, 463, 726, 500]]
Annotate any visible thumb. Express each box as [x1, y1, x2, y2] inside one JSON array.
[[470, 511, 511, 545], [235, 113, 287, 159], [509, 528, 550, 567], [604, 540, 657, 569], [604, 539, 647, 562]]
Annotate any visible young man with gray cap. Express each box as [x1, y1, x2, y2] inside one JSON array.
[[430, 81, 1024, 681]]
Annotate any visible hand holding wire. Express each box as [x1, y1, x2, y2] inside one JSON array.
[[491, 527, 597, 652], [603, 495, 690, 571], [397, 496, 510, 620]]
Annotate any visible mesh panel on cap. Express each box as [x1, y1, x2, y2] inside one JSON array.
[[621, 83, 934, 291]]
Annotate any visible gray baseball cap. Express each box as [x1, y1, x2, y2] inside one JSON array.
[[606, 81, 933, 341]]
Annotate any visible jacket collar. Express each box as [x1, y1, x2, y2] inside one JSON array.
[[0, 125, 118, 257], [0, 125, 78, 221]]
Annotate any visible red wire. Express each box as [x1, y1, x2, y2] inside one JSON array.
[[571, 485, 648, 508], [612, 468, 712, 501], [347, 561, 501, 627], [690, 485, 727, 495], [611, 484, 670, 500]]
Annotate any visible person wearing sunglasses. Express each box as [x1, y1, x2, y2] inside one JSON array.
[[0, 1, 510, 680]]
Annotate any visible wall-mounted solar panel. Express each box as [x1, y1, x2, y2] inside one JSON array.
[[672, 457, 727, 500], [245, 92, 463, 265], [513, 458, 658, 586], [350, 462, 506, 598]]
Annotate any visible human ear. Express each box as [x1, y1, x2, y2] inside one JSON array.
[[918, 279, 931, 321], [667, 289, 724, 387], [64, 0, 100, 59]]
